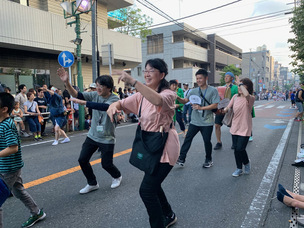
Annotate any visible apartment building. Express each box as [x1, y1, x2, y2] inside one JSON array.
[[242, 46, 272, 92], [207, 34, 242, 85], [132, 23, 242, 87], [0, 0, 141, 94]]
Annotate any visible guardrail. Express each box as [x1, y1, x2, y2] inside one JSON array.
[[21, 112, 51, 119]]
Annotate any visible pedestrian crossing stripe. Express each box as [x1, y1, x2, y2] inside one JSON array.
[[277, 106, 285, 109], [265, 105, 275, 108]]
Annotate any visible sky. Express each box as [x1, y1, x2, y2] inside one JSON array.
[[135, 0, 295, 69]]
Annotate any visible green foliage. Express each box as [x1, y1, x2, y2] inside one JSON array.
[[284, 84, 293, 91], [288, 4, 304, 81], [219, 65, 242, 86], [113, 6, 153, 40]]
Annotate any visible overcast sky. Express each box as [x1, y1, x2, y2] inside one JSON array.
[[135, 0, 294, 69]]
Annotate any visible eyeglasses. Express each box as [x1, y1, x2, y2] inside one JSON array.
[[142, 69, 159, 74]]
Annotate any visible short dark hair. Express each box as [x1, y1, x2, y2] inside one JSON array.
[[169, 80, 178, 85], [195, 69, 208, 77], [0, 92, 15, 114], [240, 78, 254, 95], [95, 75, 114, 92], [26, 92, 33, 99], [38, 88, 43, 93], [18, 84, 26, 92]]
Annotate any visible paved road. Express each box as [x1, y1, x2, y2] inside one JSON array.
[[3, 100, 299, 228]]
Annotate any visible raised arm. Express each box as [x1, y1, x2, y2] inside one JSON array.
[[176, 96, 189, 104], [114, 70, 163, 106], [57, 67, 78, 98]]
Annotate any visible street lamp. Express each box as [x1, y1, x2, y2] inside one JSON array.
[[61, 0, 95, 130]]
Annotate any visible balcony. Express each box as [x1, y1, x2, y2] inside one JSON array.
[[171, 41, 208, 62]]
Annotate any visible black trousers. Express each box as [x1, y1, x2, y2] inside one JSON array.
[[232, 135, 250, 169], [175, 110, 185, 131], [179, 124, 213, 161], [78, 137, 121, 185], [139, 163, 173, 228]]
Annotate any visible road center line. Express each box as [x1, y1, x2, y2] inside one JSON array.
[[241, 119, 293, 228], [24, 148, 132, 189]]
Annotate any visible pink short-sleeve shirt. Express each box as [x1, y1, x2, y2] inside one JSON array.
[[120, 89, 180, 166], [227, 95, 255, 137]]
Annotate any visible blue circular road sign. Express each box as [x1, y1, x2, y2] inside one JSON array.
[[58, 51, 74, 68]]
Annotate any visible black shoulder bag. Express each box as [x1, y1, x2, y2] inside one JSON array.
[[199, 87, 218, 114], [129, 97, 171, 175]]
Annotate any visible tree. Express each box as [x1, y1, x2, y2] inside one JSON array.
[[219, 65, 242, 86], [288, 4, 304, 83], [111, 6, 153, 40]]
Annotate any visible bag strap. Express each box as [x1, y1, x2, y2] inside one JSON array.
[[137, 96, 173, 130], [138, 97, 144, 118]]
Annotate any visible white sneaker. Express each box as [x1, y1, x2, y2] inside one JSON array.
[[60, 137, 70, 143], [79, 184, 99, 194], [52, 140, 58, 146], [21, 131, 30, 137], [111, 176, 122, 189]]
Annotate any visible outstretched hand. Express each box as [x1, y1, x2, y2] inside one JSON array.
[[107, 102, 119, 122], [70, 98, 86, 105], [113, 70, 136, 86], [57, 67, 69, 83]]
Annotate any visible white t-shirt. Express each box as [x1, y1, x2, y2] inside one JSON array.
[[24, 100, 38, 113]]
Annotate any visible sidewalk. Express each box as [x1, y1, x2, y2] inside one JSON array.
[[264, 120, 303, 228], [19, 119, 133, 143]]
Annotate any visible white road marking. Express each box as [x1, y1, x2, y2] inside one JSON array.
[[277, 106, 286, 109], [21, 123, 138, 148], [241, 119, 293, 228], [254, 105, 264, 108], [265, 105, 275, 108]]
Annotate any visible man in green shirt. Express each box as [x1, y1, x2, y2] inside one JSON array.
[[214, 72, 238, 150], [169, 80, 186, 137]]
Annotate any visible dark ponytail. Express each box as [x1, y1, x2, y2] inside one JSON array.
[[157, 78, 169, 93]]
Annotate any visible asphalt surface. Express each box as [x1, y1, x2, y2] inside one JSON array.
[[2, 100, 301, 228]]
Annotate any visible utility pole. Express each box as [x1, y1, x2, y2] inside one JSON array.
[[91, 1, 97, 82], [249, 48, 252, 79], [75, 14, 84, 130]]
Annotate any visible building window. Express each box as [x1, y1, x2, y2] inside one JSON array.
[[137, 66, 142, 76], [147, 34, 164, 54]]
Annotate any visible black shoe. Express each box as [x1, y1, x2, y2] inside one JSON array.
[[292, 161, 304, 167], [38, 137, 43, 140], [203, 159, 213, 168], [176, 158, 185, 167], [214, 142, 222, 150], [165, 212, 177, 228], [231, 145, 235, 150]]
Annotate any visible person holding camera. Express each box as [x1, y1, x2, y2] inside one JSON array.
[[223, 77, 255, 177], [176, 69, 220, 168]]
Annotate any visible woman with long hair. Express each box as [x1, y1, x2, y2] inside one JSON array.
[[224, 77, 255, 177], [107, 58, 180, 228]]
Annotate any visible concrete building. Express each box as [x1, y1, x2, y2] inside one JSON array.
[[242, 46, 272, 92], [131, 23, 242, 87], [207, 34, 242, 86], [0, 0, 141, 94]]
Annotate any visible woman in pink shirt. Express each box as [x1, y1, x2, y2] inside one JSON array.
[[224, 77, 255, 177], [107, 59, 179, 228]]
